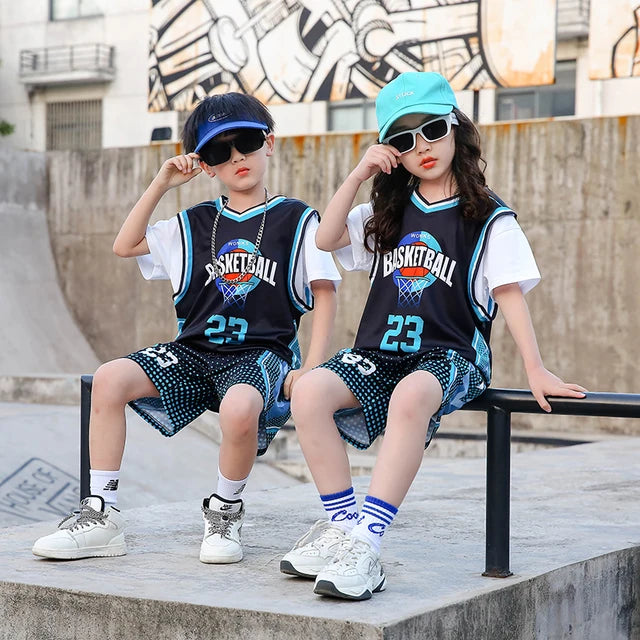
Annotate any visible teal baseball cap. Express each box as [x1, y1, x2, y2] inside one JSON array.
[[376, 72, 459, 140]]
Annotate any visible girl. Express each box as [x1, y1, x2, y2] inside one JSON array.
[[280, 72, 586, 600]]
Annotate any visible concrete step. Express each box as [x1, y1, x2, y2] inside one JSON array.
[[1, 438, 639, 639]]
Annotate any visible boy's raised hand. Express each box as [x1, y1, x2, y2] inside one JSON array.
[[153, 153, 203, 190], [352, 144, 402, 182]]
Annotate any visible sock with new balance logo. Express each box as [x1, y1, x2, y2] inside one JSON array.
[[89, 469, 120, 507], [215, 468, 248, 503], [320, 487, 358, 533], [350, 495, 398, 553]]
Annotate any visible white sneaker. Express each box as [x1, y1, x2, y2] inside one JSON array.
[[313, 536, 386, 600], [280, 520, 349, 578], [32, 496, 126, 560], [199, 494, 244, 564]]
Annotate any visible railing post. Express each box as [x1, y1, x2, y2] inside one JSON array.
[[483, 405, 513, 577], [80, 375, 93, 500]]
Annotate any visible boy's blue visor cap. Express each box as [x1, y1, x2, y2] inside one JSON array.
[[376, 72, 458, 141], [195, 117, 268, 153]]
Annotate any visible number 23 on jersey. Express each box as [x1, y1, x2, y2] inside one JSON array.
[[380, 314, 424, 353]]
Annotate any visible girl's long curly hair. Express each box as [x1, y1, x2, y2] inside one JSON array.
[[364, 109, 494, 254]]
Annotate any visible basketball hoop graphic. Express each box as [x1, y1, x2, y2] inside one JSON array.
[[215, 239, 261, 308], [395, 274, 430, 308], [392, 231, 441, 308]]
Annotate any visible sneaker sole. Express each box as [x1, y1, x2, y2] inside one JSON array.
[[32, 543, 127, 560], [199, 551, 243, 564], [279, 559, 319, 579], [314, 574, 386, 601]]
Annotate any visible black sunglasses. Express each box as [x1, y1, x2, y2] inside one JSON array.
[[198, 129, 266, 166]]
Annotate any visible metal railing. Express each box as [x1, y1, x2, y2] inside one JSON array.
[[79, 375, 640, 577], [19, 43, 114, 76]]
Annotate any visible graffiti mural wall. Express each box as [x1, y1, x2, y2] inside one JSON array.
[[589, 0, 640, 79], [149, 0, 557, 112]]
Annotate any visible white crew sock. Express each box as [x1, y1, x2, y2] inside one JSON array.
[[350, 495, 398, 554], [89, 469, 120, 507], [216, 468, 249, 502]]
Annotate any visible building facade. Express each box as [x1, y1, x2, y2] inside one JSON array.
[[0, 0, 638, 151]]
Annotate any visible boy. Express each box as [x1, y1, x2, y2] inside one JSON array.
[[32, 93, 340, 563]]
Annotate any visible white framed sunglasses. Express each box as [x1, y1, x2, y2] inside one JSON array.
[[382, 112, 459, 154]]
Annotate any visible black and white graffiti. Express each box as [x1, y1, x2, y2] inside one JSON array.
[[149, 0, 557, 111], [590, 0, 640, 79]]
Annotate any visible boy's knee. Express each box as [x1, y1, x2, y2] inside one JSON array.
[[92, 362, 125, 403], [219, 388, 262, 439], [92, 360, 141, 406]]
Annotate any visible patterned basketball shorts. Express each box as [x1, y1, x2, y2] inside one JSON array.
[[126, 342, 291, 456], [321, 347, 488, 450]]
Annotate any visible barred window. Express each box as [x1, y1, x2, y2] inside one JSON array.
[[46, 100, 102, 150]]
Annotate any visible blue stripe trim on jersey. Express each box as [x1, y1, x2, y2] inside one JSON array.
[[467, 207, 514, 322], [175, 318, 186, 339], [288, 335, 302, 369], [410, 191, 461, 214], [214, 195, 287, 221], [173, 210, 193, 306], [288, 207, 316, 313], [471, 329, 491, 381], [257, 350, 272, 405]]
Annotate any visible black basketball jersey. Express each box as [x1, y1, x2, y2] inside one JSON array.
[[171, 196, 317, 365], [353, 190, 515, 380]]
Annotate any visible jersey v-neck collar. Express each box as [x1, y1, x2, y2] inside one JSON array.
[[411, 189, 460, 214], [213, 195, 286, 221]]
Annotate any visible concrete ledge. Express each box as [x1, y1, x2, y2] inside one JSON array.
[[2, 439, 639, 639], [0, 375, 82, 405]]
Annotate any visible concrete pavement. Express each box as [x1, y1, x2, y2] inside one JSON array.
[[0, 401, 298, 528], [1, 437, 639, 639]]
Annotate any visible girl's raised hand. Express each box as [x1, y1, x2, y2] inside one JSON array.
[[153, 153, 203, 190], [352, 144, 402, 182]]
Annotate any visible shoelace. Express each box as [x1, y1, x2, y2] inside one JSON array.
[[292, 520, 343, 550], [58, 505, 106, 531], [329, 537, 373, 567], [202, 506, 241, 539]]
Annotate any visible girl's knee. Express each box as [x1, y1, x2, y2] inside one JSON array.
[[290, 371, 329, 419]]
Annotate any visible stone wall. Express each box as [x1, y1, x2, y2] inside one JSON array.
[[43, 117, 640, 434]]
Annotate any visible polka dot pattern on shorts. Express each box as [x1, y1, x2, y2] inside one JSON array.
[[126, 342, 291, 455], [323, 347, 487, 450]]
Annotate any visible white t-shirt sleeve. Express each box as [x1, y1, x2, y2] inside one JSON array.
[[334, 202, 375, 272], [291, 213, 341, 311], [135, 216, 184, 293], [302, 215, 342, 286], [474, 215, 541, 309]]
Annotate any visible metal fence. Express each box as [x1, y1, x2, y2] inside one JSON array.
[[79, 377, 640, 577]]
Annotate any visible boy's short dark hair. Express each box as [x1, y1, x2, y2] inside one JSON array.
[[182, 93, 275, 153]]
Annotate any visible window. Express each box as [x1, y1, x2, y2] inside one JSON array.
[[328, 99, 377, 132], [46, 100, 102, 150], [496, 60, 576, 121], [50, 0, 103, 21]]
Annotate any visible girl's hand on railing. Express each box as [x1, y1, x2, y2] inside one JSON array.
[[526, 366, 587, 412]]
